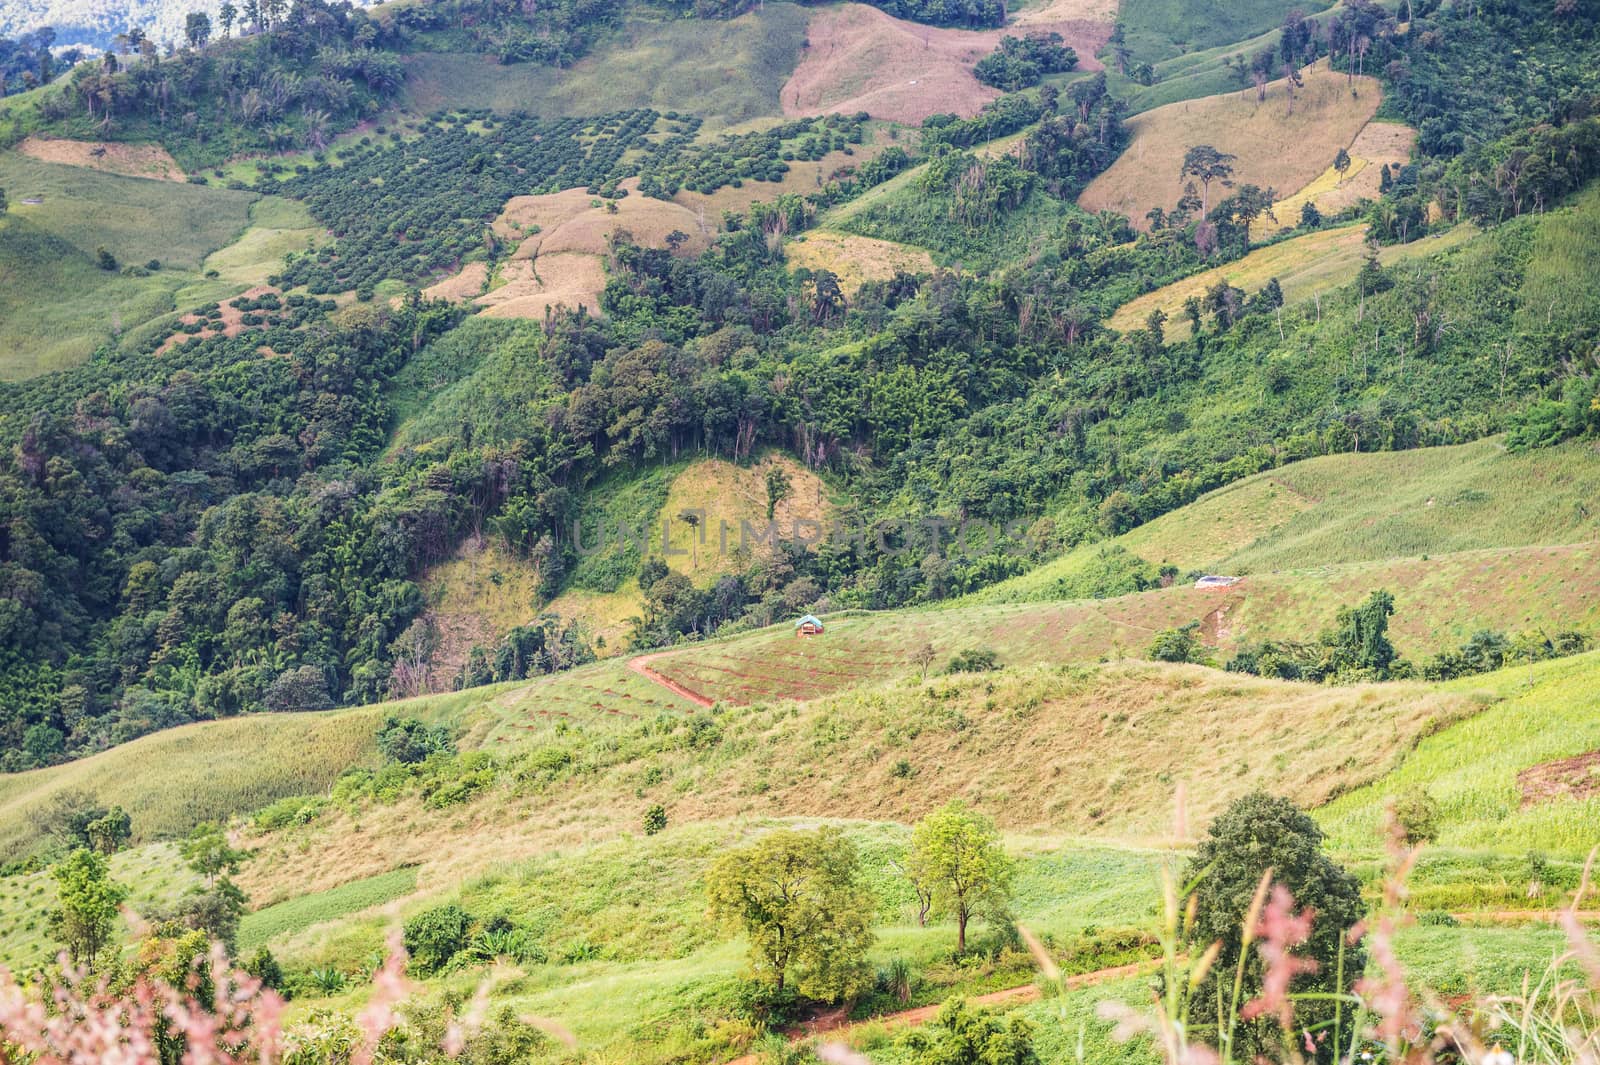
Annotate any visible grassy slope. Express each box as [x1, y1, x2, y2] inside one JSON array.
[[649, 537, 1600, 705], [1079, 61, 1381, 227], [0, 682, 552, 859], [1106, 221, 1479, 337], [1319, 651, 1600, 855], [398, 3, 810, 129], [0, 151, 258, 378], [985, 436, 1600, 585], [1117, 0, 1314, 59]]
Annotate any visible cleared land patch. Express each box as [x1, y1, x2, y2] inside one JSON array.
[[1080, 60, 1380, 228], [0, 150, 255, 378], [784, 229, 935, 293], [649, 540, 1600, 707], [782, 3, 1109, 125], [15, 136, 187, 182], [464, 180, 712, 318], [657, 454, 832, 586], [668, 122, 898, 219], [399, 4, 810, 129], [475, 253, 608, 319], [1256, 120, 1417, 240], [1106, 221, 1480, 338]]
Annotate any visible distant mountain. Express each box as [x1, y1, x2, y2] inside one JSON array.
[[0, 0, 374, 50]]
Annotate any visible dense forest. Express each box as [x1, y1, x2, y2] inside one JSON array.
[[0, 0, 1598, 770]]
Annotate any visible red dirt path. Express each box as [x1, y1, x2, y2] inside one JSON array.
[[723, 959, 1155, 1065], [628, 652, 715, 708]]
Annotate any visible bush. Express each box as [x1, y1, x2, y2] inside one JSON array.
[[403, 904, 471, 974], [1148, 623, 1205, 664], [945, 648, 1000, 674], [252, 795, 328, 832], [377, 716, 454, 764], [1393, 787, 1442, 846], [642, 804, 667, 835]]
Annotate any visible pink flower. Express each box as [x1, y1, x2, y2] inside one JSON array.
[[1242, 886, 1319, 1028]]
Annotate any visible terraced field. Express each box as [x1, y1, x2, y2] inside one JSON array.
[[643, 541, 1600, 707]]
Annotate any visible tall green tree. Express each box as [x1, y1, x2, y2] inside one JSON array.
[[1180, 145, 1238, 220], [1323, 589, 1398, 677], [86, 806, 132, 855], [906, 801, 1014, 953], [705, 826, 875, 1001], [180, 822, 247, 886], [49, 848, 128, 969], [1183, 793, 1365, 1062], [184, 11, 212, 49]]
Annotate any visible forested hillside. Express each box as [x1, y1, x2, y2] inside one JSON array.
[[0, 0, 1597, 769], [3, 0, 1600, 1060]]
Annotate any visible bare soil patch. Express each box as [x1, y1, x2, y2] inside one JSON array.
[[628, 652, 715, 708], [157, 285, 277, 355], [1519, 750, 1600, 808], [423, 261, 489, 303], [782, 3, 1109, 125], [1080, 60, 1382, 229], [474, 253, 608, 319], [16, 137, 188, 182], [495, 179, 712, 259]]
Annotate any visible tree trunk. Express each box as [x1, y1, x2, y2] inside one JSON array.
[[957, 911, 968, 953]]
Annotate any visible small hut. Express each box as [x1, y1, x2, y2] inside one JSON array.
[[794, 614, 825, 637]]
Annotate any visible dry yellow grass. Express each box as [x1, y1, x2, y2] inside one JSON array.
[[464, 181, 715, 317], [658, 454, 832, 586], [473, 253, 608, 319], [417, 456, 828, 660], [230, 660, 1488, 904], [15, 137, 188, 182], [782, 3, 1109, 124], [1080, 60, 1381, 229], [422, 260, 488, 303], [494, 180, 712, 258], [783, 229, 935, 294], [541, 584, 643, 654], [1107, 221, 1481, 338], [1253, 120, 1417, 240], [420, 537, 553, 682]]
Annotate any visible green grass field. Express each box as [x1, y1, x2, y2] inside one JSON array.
[[1117, 0, 1325, 61], [0, 150, 257, 378], [238, 866, 420, 955], [1106, 222, 1481, 338], [0, 843, 199, 973], [978, 437, 1600, 592], [1319, 651, 1600, 856], [0, 684, 535, 861], [399, 4, 810, 129]]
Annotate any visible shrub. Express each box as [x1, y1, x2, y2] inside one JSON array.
[[945, 648, 1000, 674], [642, 804, 667, 835], [376, 716, 454, 764], [1148, 623, 1205, 664], [252, 796, 327, 832], [402, 904, 471, 974], [1392, 787, 1441, 847]]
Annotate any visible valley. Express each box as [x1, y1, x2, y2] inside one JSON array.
[[0, 0, 1596, 1061]]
